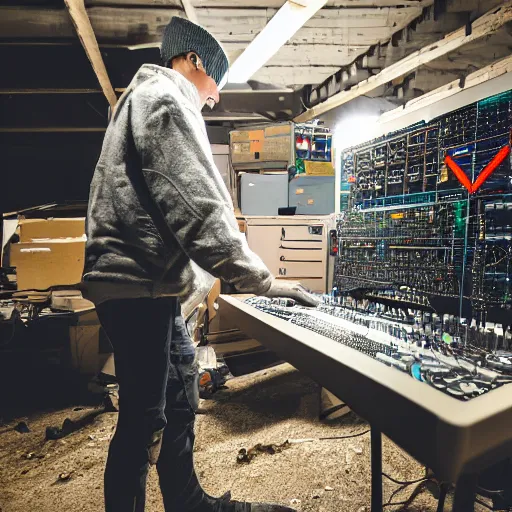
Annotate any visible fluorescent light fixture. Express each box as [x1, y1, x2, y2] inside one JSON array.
[[228, 0, 327, 84]]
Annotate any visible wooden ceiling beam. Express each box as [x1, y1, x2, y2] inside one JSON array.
[[181, 0, 198, 23], [379, 53, 512, 125], [295, 0, 512, 121], [64, 0, 117, 108]]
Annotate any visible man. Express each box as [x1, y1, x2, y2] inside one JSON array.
[[83, 16, 318, 512]]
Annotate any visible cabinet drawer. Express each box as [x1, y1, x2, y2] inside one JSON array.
[[280, 225, 324, 241], [277, 261, 324, 278], [280, 240, 324, 250], [278, 248, 323, 262]]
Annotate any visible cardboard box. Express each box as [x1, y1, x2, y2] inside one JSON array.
[[230, 123, 293, 165], [304, 161, 335, 176], [18, 218, 85, 242], [10, 237, 86, 291]]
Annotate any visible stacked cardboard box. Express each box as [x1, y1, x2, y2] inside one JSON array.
[[9, 217, 86, 291]]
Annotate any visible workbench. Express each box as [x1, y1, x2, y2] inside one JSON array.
[[218, 295, 512, 512]]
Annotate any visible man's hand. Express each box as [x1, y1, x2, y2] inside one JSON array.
[[263, 279, 321, 307]]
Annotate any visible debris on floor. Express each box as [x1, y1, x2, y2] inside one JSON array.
[[56, 471, 76, 484], [237, 440, 292, 464], [13, 421, 30, 434], [45, 409, 104, 440], [0, 364, 494, 511]]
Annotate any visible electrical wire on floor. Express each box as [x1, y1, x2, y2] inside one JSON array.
[[383, 472, 429, 486], [383, 478, 432, 510], [381, 468, 433, 510], [319, 429, 370, 441]]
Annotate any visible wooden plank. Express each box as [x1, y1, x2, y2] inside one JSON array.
[[198, 6, 425, 29], [268, 43, 369, 66], [209, 25, 412, 46], [379, 53, 512, 125], [0, 6, 184, 42], [295, 0, 512, 121], [0, 7, 76, 39], [253, 66, 341, 85], [290, 25, 405, 45], [193, 0, 432, 6], [64, 0, 117, 108], [197, 9, 270, 43], [86, 0, 181, 4], [329, 0, 432, 5], [223, 41, 368, 67], [303, 6, 423, 29], [88, 6, 184, 42]]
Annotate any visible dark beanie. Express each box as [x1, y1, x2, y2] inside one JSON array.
[[161, 17, 229, 87]]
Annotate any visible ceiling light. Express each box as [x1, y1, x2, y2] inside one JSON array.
[[228, 0, 327, 84]]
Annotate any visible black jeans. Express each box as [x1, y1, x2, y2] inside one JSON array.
[[96, 297, 217, 512]]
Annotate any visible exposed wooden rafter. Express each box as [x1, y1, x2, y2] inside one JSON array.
[[181, 0, 198, 23], [379, 53, 512, 125], [295, 0, 512, 121], [63, 0, 117, 108]]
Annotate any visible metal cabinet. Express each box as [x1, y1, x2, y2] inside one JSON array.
[[244, 215, 334, 293]]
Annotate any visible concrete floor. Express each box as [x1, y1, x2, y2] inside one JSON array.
[[0, 364, 491, 511]]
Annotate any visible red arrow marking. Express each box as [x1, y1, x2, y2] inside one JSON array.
[[445, 145, 511, 194]]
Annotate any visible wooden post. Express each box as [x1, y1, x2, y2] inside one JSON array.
[[63, 0, 117, 109]]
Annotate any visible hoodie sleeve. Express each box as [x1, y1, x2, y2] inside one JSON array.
[[130, 82, 273, 294]]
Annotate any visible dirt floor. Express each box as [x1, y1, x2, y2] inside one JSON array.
[[0, 364, 491, 512]]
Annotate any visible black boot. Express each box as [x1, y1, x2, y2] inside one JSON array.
[[213, 492, 296, 512]]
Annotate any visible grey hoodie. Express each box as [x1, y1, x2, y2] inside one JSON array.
[[83, 64, 273, 314]]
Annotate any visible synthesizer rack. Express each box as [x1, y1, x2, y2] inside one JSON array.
[[337, 89, 512, 330]]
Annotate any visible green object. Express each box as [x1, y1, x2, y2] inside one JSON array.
[[454, 201, 466, 239], [296, 158, 305, 174], [442, 332, 453, 344], [478, 90, 512, 107]]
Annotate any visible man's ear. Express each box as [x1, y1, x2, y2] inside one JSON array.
[[188, 52, 199, 69]]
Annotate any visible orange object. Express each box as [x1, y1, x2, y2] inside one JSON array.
[[445, 145, 510, 194]]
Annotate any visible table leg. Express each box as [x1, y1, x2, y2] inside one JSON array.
[[371, 427, 383, 512], [452, 473, 477, 512], [436, 482, 448, 512]]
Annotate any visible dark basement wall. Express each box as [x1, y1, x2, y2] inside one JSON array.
[[0, 126, 230, 215], [0, 132, 103, 214]]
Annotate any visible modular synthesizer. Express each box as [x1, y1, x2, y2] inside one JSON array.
[[336, 90, 512, 322], [245, 296, 512, 401], [245, 90, 512, 403]]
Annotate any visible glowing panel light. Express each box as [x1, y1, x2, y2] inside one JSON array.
[[228, 0, 327, 84]]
